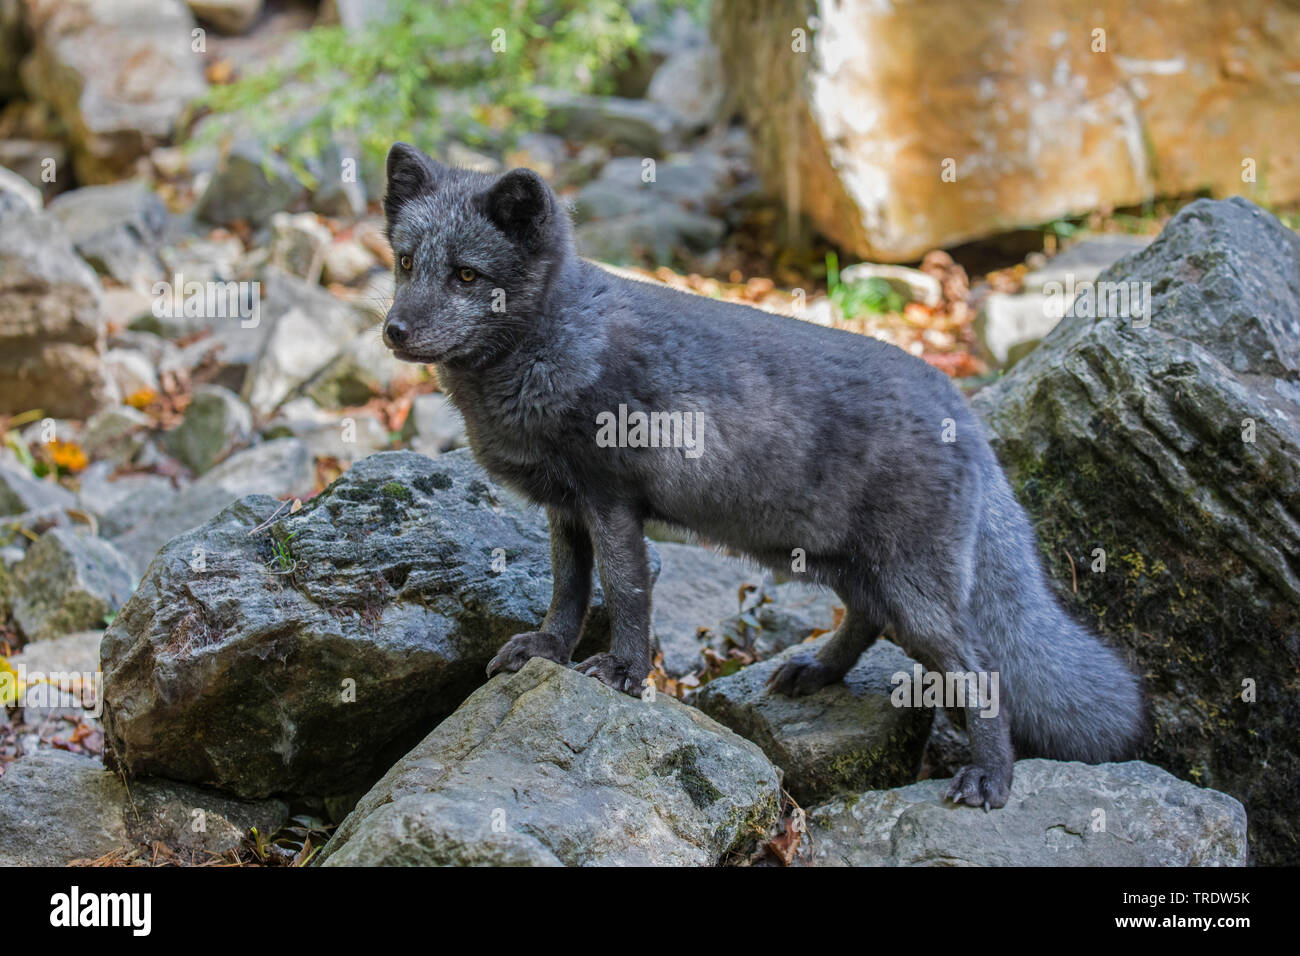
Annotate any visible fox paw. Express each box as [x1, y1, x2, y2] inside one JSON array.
[[575, 652, 648, 697], [765, 651, 839, 697], [945, 764, 1012, 811], [486, 631, 570, 678]]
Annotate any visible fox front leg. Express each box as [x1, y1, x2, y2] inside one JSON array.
[[574, 501, 652, 696], [487, 507, 593, 676]]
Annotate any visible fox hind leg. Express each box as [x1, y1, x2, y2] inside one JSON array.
[[766, 602, 883, 697]]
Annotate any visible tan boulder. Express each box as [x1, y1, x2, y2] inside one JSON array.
[[714, 0, 1300, 260]]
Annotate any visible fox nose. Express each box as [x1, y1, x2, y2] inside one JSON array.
[[384, 316, 409, 348]]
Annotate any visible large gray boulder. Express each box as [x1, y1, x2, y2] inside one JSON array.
[[808, 759, 1248, 866], [694, 638, 932, 804], [318, 658, 782, 866], [0, 749, 286, 865], [973, 197, 1300, 865], [101, 450, 652, 802]]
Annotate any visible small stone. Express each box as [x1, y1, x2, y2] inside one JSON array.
[[80, 405, 153, 465], [693, 638, 932, 804], [268, 211, 332, 280], [11, 527, 135, 641], [164, 384, 253, 473], [321, 238, 377, 285]]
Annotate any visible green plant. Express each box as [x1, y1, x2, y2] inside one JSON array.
[[825, 251, 905, 318], [197, 0, 644, 180], [268, 529, 300, 574]]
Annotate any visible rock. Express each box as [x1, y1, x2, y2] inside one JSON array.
[[404, 392, 467, 456], [715, 0, 1300, 261], [241, 268, 370, 416], [104, 348, 160, 399], [104, 483, 241, 577], [0, 461, 77, 517], [156, 233, 245, 289], [164, 384, 253, 473], [809, 759, 1248, 866], [187, 0, 261, 34], [76, 463, 174, 520], [109, 328, 180, 369], [444, 141, 501, 174], [973, 197, 1300, 865], [20, 0, 208, 184], [0, 139, 69, 202], [7, 628, 102, 676], [503, 131, 568, 181], [46, 183, 169, 287], [705, 579, 841, 661], [0, 165, 41, 213], [0, 201, 112, 419], [304, 328, 418, 407], [538, 88, 682, 156], [576, 208, 725, 265], [650, 541, 762, 676], [321, 238, 377, 286], [196, 139, 309, 227], [838, 263, 943, 309], [0, 749, 287, 865], [314, 167, 371, 221], [974, 292, 1056, 367], [100, 450, 654, 801], [268, 211, 332, 280], [195, 437, 315, 498], [318, 658, 782, 866], [694, 638, 932, 804], [646, 43, 726, 132], [11, 527, 135, 641], [102, 287, 160, 332], [268, 410, 390, 464], [79, 405, 153, 465], [1021, 235, 1154, 292]]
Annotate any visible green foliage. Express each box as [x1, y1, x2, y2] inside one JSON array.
[[825, 251, 906, 318], [198, 0, 644, 177]]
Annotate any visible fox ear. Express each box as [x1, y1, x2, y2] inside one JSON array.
[[384, 143, 441, 221], [478, 168, 553, 250]]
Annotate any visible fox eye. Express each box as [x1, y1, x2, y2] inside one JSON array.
[[399, 255, 413, 271], [457, 267, 477, 283]]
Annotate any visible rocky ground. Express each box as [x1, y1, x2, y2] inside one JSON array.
[[0, 1, 1293, 867]]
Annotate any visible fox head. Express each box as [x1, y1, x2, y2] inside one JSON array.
[[381, 142, 572, 368]]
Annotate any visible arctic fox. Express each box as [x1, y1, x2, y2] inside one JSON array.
[[380, 142, 1145, 808]]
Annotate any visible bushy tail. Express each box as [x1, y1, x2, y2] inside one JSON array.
[[970, 463, 1146, 762]]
